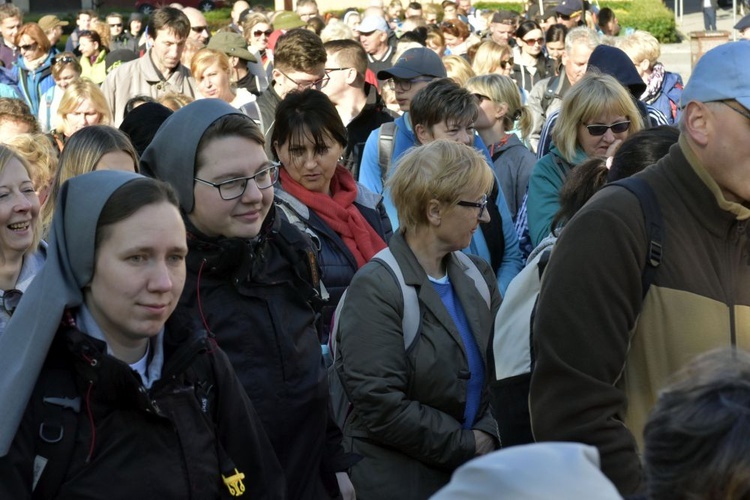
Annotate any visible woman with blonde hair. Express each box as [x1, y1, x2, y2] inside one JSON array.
[[242, 12, 273, 73], [471, 40, 514, 77], [191, 48, 256, 111], [50, 78, 112, 151], [336, 140, 501, 498], [0, 145, 45, 336], [42, 125, 138, 234], [526, 72, 644, 246], [5, 133, 58, 205], [38, 52, 82, 133], [442, 54, 475, 87], [467, 74, 535, 222]]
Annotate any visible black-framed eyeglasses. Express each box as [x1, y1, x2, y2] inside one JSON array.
[[19, 42, 38, 52], [278, 69, 329, 90], [325, 67, 350, 73], [191, 25, 209, 33], [109, 23, 123, 27], [52, 55, 76, 65], [386, 76, 434, 91], [253, 29, 273, 37], [2, 289, 22, 316], [457, 194, 489, 219], [585, 120, 631, 136], [194, 164, 279, 200], [717, 100, 750, 122]]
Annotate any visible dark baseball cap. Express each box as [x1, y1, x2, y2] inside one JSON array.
[[377, 47, 447, 80]]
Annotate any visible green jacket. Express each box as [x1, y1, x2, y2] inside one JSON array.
[[80, 49, 107, 84]]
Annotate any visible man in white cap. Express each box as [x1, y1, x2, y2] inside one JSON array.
[[529, 40, 750, 496], [358, 15, 394, 80]]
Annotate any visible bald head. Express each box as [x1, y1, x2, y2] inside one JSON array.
[[183, 7, 209, 44], [232, 1, 250, 23]]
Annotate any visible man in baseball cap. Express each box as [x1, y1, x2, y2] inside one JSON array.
[[38, 15, 69, 48], [358, 15, 394, 80], [555, 0, 583, 28], [358, 47, 447, 194], [529, 39, 750, 496], [208, 31, 266, 95]]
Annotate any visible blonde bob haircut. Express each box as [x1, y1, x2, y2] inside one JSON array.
[[471, 40, 512, 75], [57, 79, 112, 136], [552, 71, 643, 162], [5, 133, 58, 200], [191, 48, 231, 81], [442, 55, 475, 87], [0, 145, 43, 254], [387, 140, 494, 234], [467, 74, 533, 140]]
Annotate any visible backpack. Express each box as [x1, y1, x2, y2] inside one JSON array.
[[328, 247, 491, 429], [488, 176, 663, 447], [377, 121, 397, 185]]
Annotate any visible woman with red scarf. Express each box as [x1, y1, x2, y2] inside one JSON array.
[[272, 89, 392, 347]]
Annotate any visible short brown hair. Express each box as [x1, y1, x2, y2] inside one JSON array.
[[324, 39, 367, 78], [15, 23, 51, 55], [0, 98, 38, 133], [273, 28, 326, 73], [148, 7, 191, 40]]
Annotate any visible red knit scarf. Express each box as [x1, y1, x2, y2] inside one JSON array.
[[280, 165, 386, 268]]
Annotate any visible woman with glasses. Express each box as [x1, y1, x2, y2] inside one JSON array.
[[526, 72, 643, 247], [141, 99, 358, 500], [511, 20, 554, 92], [471, 40, 514, 77], [12, 23, 56, 117], [0, 145, 44, 336], [467, 74, 536, 222], [242, 12, 274, 77], [335, 140, 501, 499], [0, 171, 285, 498], [272, 89, 391, 359], [38, 52, 81, 133]]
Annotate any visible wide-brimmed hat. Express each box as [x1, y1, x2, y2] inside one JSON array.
[[207, 31, 257, 62]]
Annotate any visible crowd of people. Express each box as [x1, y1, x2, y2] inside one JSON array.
[[0, 0, 748, 499]]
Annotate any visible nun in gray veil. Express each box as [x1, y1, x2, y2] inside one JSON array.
[[0, 170, 285, 499]]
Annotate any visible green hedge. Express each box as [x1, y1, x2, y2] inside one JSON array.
[[473, 0, 678, 43]]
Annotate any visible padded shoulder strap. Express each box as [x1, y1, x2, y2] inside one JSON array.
[[372, 247, 420, 352], [608, 177, 663, 298], [454, 252, 491, 310], [377, 122, 397, 185]]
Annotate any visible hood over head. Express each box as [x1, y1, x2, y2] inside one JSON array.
[[140, 99, 245, 213], [587, 44, 647, 99], [0, 170, 143, 456]]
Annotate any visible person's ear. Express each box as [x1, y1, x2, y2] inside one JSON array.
[[638, 58, 651, 74], [345, 68, 357, 85], [682, 101, 710, 147], [426, 198, 442, 226], [414, 123, 431, 144], [272, 68, 283, 82], [496, 101, 509, 119]]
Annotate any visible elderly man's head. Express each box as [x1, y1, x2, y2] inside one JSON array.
[[678, 41, 750, 204], [183, 7, 209, 45]]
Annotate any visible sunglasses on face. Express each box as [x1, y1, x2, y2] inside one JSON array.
[[191, 26, 208, 33], [253, 29, 273, 37], [500, 57, 514, 69], [109, 23, 123, 27], [19, 42, 38, 52], [523, 37, 544, 45], [585, 120, 631, 136]]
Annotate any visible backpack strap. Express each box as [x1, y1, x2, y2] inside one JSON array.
[[371, 247, 421, 353], [608, 177, 663, 298], [239, 101, 264, 132], [377, 122, 397, 186], [32, 365, 80, 499]]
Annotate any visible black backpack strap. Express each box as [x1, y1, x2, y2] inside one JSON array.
[[274, 218, 328, 313], [377, 122, 396, 185], [609, 177, 663, 298], [32, 365, 80, 499], [479, 179, 505, 273]]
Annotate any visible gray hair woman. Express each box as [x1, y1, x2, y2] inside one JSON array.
[[335, 140, 502, 499]]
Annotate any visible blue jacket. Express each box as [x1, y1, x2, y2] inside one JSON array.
[[645, 71, 683, 126], [13, 51, 56, 117], [359, 115, 524, 295]]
